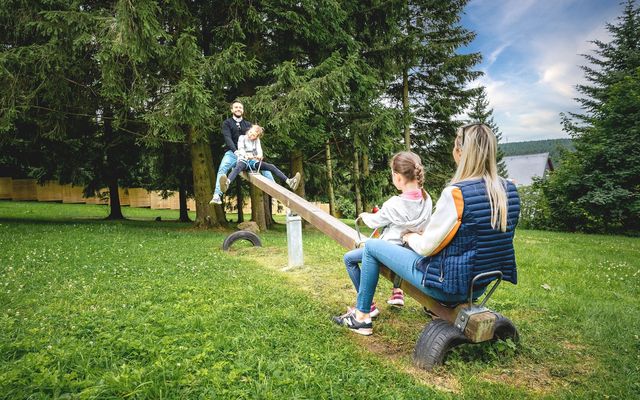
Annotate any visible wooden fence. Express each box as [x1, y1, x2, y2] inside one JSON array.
[[1, 177, 327, 214]]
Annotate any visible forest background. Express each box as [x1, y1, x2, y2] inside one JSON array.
[[1, 0, 638, 234]]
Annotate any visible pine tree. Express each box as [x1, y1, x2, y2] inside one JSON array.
[[387, 0, 482, 191], [0, 1, 143, 220], [466, 87, 508, 176], [549, 0, 640, 233]]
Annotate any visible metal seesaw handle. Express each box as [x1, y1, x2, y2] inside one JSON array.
[[469, 270, 503, 307]]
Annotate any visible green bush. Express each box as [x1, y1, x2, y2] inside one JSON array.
[[335, 195, 356, 219], [517, 180, 551, 230]]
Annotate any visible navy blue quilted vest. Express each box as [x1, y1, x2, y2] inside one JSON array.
[[418, 179, 520, 295]]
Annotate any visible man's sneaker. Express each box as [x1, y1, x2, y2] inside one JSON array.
[[332, 311, 373, 336], [347, 302, 380, 319], [209, 193, 222, 205], [387, 288, 405, 307], [286, 172, 301, 191], [219, 175, 229, 193]]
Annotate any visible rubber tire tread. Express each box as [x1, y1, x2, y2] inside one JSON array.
[[492, 312, 520, 343], [413, 319, 469, 370], [222, 230, 262, 251]]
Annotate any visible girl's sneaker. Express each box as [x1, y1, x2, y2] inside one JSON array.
[[347, 302, 380, 319], [387, 288, 405, 307], [332, 311, 373, 336]]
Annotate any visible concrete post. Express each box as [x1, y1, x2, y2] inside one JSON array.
[[286, 210, 304, 268]]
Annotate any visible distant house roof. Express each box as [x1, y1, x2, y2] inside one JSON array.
[[503, 153, 554, 186]]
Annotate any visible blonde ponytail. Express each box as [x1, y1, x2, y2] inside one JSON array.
[[451, 124, 508, 232]]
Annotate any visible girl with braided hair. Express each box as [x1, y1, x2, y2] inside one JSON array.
[[341, 151, 432, 318], [334, 124, 520, 336]]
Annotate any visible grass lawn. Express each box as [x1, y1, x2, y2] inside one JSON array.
[[0, 201, 638, 399]]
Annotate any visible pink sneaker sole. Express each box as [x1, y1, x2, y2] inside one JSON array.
[[387, 298, 405, 307]]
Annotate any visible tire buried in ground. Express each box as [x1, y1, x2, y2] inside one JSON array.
[[413, 319, 470, 370], [492, 312, 520, 343], [222, 230, 262, 251]]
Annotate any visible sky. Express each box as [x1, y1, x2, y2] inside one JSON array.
[[460, 0, 624, 143]]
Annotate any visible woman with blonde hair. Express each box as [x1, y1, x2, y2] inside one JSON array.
[[333, 124, 520, 336]]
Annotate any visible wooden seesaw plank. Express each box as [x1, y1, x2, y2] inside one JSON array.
[[244, 173, 462, 321], [246, 173, 357, 250]]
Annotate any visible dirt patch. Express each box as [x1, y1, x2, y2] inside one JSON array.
[[480, 349, 598, 395], [561, 341, 586, 351], [356, 335, 462, 393], [481, 365, 558, 394]]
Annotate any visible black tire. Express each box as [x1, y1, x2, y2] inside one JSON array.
[[222, 230, 262, 251], [413, 319, 470, 370], [492, 312, 520, 343]]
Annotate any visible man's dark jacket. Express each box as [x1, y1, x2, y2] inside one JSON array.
[[222, 118, 252, 152]]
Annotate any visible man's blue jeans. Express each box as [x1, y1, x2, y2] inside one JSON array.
[[214, 150, 274, 196], [356, 239, 480, 313]]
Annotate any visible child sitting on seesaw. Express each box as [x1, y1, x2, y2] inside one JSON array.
[[218, 125, 301, 197], [340, 151, 432, 318]]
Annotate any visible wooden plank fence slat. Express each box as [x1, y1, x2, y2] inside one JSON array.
[[62, 185, 86, 203], [117, 188, 130, 206], [86, 188, 109, 205], [128, 188, 151, 208], [150, 191, 173, 209], [12, 179, 38, 201], [0, 177, 12, 199], [36, 181, 63, 202]]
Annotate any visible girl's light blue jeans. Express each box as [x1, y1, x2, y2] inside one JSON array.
[[215, 150, 274, 196], [356, 239, 478, 313], [343, 247, 364, 291]]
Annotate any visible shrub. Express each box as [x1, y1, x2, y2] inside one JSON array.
[[335, 195, 356, 219], [517, 180, 551, 230]]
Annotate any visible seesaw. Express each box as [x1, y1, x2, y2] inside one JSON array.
[[223, 173, 518, 370]]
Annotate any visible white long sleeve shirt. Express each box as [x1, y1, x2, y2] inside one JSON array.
[[236, 135, 263, 160], [405, 186, 464, 256], [359, 192, 432, 245]]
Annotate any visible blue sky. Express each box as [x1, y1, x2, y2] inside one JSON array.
[[460, 0, 623, 143]]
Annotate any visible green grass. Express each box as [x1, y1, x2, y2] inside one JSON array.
[[1, 201, 638, 399]]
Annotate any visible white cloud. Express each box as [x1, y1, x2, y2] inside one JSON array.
[[475, 73, 568, 142], [498, 0, 539, 30], [486, 42, 512, 69], [464, 0, 620, 142]]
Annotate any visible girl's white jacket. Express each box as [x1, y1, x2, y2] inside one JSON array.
[[360, 192, 432, 245]]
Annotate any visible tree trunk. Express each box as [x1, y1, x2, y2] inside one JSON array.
[[188, 126, 220, 228], [249, 180, 273, 229], [250, 184, 267, 231], [291, 149, 305, 197], [325, 140, 336, 217], [236, 180, 244, 223], [362, 152, 370, 213], [204, 135, 227, 227], [103, 113, 124, 220], [263, 194, 274, 228], [178, 181, 191, 222], [105, 176, 124, 220], [353, 150, 363, 216], [403, 66, 411, 150]]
